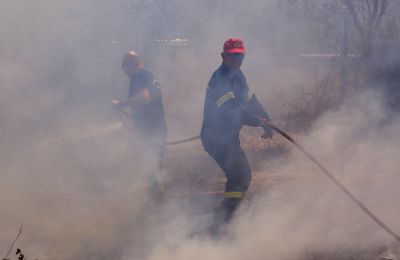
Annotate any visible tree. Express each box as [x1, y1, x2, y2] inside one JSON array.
[[343, 0, 389, 56]]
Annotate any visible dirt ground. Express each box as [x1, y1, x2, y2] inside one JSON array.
[[164, 127, 289, 195], [161, 129, 400, 260]]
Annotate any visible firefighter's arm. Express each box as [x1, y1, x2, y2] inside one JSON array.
[[243, 91, 273, 138], [111, 88, 151, 108], [125, 88, 151, 107]]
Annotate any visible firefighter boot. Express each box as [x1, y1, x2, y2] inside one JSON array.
[[209, 198, 241, 236]]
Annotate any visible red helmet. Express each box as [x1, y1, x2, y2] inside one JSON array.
[[223, 38, 246, 54]]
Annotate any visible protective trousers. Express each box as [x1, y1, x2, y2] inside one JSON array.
[[128, 135, 166, 197], [206, 142, 252, 234]]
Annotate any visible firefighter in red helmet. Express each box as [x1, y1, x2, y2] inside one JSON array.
[[201, 38, 273, 234]]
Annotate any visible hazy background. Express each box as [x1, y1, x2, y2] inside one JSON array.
[[1, 0, 400, 259]]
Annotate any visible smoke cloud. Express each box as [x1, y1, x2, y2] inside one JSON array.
[[1, 1, 399, 259]]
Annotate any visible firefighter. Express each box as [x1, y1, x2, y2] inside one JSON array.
[[201, 38, 273, 234], [112, 51, 167, 196]]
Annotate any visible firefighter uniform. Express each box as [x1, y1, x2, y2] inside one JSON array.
[[201, 63, 272, 233], [127, 67, 167, 192], [128, 67, 167, 145], [114, 51, 168, 200]]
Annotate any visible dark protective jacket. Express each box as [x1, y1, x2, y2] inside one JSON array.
[[201, 64, 271, 150], [129, 68, 167, 143]]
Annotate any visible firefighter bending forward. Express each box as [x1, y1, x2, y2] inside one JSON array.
[[201, 38, 273, 234], [112, 51, 167, 195]]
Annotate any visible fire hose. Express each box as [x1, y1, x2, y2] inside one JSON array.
[[264, 121, 400, 243], [113, 107, 200, 145], [114, 106, 400, 242]]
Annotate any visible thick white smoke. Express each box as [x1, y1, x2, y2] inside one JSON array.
[[1, 1, 399, 259]]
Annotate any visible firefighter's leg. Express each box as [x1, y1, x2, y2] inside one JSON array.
[[149, 144, 166, 185], [149, 143, 166, 202], [209, 145, 252, 235]]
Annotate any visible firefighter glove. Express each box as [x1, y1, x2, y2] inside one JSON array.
[[258, 116, 273, 139], [261, 127, 273, 139]]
